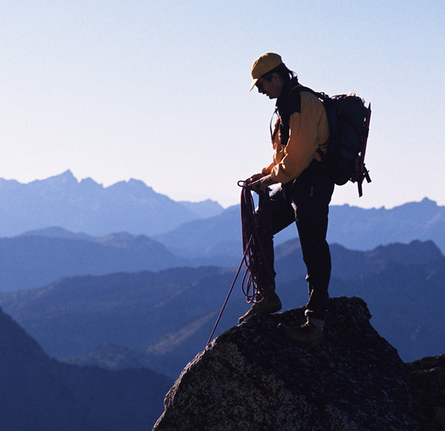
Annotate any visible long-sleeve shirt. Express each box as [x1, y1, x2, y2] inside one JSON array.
[[262, 84, 330, 184]]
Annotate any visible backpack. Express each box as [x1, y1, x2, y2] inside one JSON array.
[[299, 87, 372, 197]]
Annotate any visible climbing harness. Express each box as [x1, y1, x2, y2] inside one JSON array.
[[206, 179, 275, 346]]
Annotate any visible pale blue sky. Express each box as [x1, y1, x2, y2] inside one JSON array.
[[1, 0, 444, 208]]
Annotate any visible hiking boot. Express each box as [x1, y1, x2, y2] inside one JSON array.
[[238, 292, 282, 323], [280, 321, 324, 347]]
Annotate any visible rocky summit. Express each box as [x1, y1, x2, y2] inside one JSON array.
[[153, 296, 437, 431]]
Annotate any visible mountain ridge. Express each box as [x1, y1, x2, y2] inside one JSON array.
[[154, 196, 445, 259], [1, 239, 443, 379], [0, 231, 187, 292], [1, 172, 444, 257], [0, 171, 224, 237], [0, 305, 173, 430]]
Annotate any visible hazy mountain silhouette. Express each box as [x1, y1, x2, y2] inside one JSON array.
[[0, 171, 223, 237], [1, 172, 444, 259], [153, 205, 241, 265], [0, 306, 173, 430], [0, 229, 186, 292], [328, 197, 445, 252], [154, 197, 445, 261], [0, 267, 233, 363], [1, 240, 443, 379]]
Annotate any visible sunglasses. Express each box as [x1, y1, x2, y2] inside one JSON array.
[[256, 73, 273, 91]]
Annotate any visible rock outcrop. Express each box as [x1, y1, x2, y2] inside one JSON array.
[[153, 297, 428, 430], [408, 355, 445, 430]]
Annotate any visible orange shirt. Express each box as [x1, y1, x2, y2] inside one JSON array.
[[262, 90, 329, 184]]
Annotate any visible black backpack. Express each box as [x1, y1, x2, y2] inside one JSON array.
[[298, 87, 372, 197]]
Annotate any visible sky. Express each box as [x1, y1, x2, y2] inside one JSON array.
[[1, 0, 444, 209]]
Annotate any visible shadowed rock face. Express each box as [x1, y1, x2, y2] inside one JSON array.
[[153, 297, 421, 431], [408, 355, 445, 431]]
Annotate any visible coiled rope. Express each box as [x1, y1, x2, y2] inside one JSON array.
[[239, 179, 275, 303], [206, 179, 275, 346]]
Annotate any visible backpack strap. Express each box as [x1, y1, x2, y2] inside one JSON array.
[[269, 108, 279, 143], [274, 81, 304, 146], [279, 84, 329, 155]]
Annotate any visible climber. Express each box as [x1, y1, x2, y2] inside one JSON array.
[[238, 52, 335, 347]]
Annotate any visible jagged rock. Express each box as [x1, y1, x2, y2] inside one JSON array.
[[153, 297, 420, 430], [408, 355, 445, 430]]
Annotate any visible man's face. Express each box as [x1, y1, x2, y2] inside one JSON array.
[[256, 73, 283, 99]]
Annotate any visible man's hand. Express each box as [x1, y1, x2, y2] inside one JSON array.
[[249, 174, 274, 193], [248, 173, 265, 183]]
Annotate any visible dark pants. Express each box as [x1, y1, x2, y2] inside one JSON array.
[[269, 161, 335, 320]]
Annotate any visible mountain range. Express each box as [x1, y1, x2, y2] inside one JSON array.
[[0, 191, 443, 294], [1, 171, 445, 258], [153, 196, 445, 262], [1, 238, 443, 379], [0, 306, 172, 430], [0, 229, 186, 292], [0, 170, 223, 238], [0, 172, 444, 428]]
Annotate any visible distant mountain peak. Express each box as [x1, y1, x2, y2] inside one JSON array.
[[416, 197, 438, 205], [0, 172, 216, 237], [179, 199, 224, 218], [46, 170, 78, 184], [106, 178, 156, 195], [20, 226, 94, 241], [127, 178, 151, 188], [419, 197, 439, 207], [372, 239, 444, 263]]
